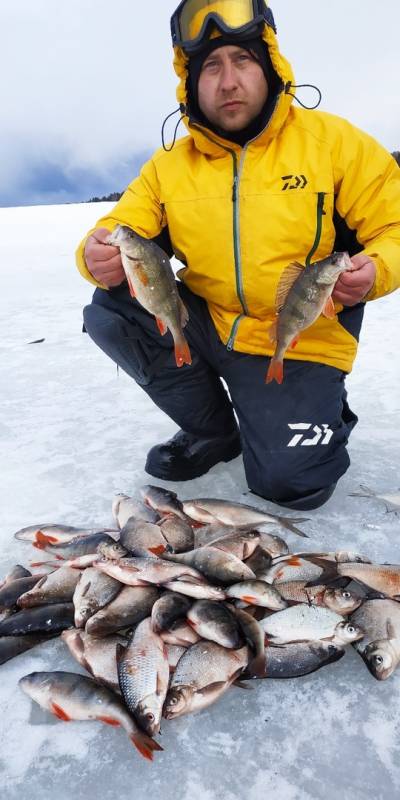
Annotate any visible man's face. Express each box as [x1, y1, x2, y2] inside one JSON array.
[[197, 44, 269, 132]]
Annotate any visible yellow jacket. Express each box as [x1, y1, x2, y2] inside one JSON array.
[[76, 22, 400, 373]]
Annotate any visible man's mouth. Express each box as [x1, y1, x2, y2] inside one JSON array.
[[221, 101, 243, 111]]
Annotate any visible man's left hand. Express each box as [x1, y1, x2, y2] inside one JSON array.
[[332, 254, 376, 306]]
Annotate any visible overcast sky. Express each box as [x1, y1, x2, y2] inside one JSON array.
[[1, 0, 399, 206]]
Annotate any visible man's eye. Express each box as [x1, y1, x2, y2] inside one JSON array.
[[203, 60, 218, 71]]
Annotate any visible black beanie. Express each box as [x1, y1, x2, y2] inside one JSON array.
[[187, 36, 273, 117]]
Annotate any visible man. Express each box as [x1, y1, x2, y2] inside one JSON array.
[[76, 0, 400, 510]]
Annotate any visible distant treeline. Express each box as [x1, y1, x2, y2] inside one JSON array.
[[86, 192, 123, 203]]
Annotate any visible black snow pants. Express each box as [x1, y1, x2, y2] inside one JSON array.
[[83, 282, 358, 508]]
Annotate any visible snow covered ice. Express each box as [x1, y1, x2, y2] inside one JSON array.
[[1, 202, 400, 800]]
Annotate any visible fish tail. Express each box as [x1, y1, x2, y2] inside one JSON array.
[[275, 516, 310, 538], [174, 335, 192, 368], [265, 357, 283, 384], [130, 732, 163, 761]]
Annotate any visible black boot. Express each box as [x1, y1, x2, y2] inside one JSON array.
[[145, 429, 242, 481]]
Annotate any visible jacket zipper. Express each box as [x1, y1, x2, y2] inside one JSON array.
[[305, 192, 325, 265], [227, 148, 249, 350]]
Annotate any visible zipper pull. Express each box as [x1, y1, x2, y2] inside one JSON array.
[[232, 175, 239, 202], [226, 336, 234, 351]]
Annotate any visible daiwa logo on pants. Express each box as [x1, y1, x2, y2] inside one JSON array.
[[287, 423, 334, 447]]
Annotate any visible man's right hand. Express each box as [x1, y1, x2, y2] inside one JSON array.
[[84, 227, 125, 287]]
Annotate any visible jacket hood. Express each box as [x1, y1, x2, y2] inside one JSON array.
[[172, 21, 295, 154]]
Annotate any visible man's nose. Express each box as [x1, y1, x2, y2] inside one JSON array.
[[219, 62, 238, 92]]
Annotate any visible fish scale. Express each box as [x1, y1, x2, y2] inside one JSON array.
[[117, 618, 169, 736]]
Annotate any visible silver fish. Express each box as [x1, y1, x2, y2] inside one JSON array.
[[120, 518, 171, 557], [140, 484, 188, 521], [187, 600, 242, 649], [19, 670, 162, 760], [159, 516, 194, 553], [61, 629, 126, 693], [182, 498, 308, 537], [14, 524, 117, 545], [112, 493, 160, 529], [160, 620, 201, 647], [0, 565, 31, 588], [151, 592, 192, 634], [73, 568, 121, 628], [164, 642, 249, 719], [17, 567, 81, 608], [163, 580, 226, 601], [95, 556, 204, 587], [232, 606, 266, 678], [260, 604, 364, 646], [276, 582, 362, 615], [245, 640, 345, 679], [86, 585, 160, 637], [337, 562, 400, 599], [117, 618, 170, 736], [350, 599, 400, 680], [0, 603, 75, 635], [0, 574, 47, 609], [226, 580, 287, 610], [161, 547, 256, 585]]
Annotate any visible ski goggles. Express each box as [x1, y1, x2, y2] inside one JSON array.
[[170, 0, 276, 53]]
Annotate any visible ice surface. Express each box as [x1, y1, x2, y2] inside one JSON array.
[[1, 203, 400, 799]]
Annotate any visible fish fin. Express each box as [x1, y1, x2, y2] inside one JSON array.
[[130, 733, 163, 761], [148, 545, 167, 556], [81, 581, 91, 598], [34, 531, 58, 545], [29, 560, 60, 568], [274, 517, 309, 538], [156, 317, 168, 335], [198, 681, 226, 697], [97, 716, 120, 727], [233, 679, 253, 690], [116, 643, 127, 663], [267, 319, 278, 344], [179, 298, 189, 328], [275, 262, 304, 312], [242, 596, 258, 605], [156, 670, 165, 696], [289, 335, 300, 350], [321, 296, 336, 319], [174, 337, 192, 368], [387, 619, 396, 639], [136, 263, 149, 286], [51, 702, 71, 721], [265, 358, 283, 385], [126, 274, 136, 298]]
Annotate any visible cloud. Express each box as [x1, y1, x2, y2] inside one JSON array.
[[1, 0, 399, 207]]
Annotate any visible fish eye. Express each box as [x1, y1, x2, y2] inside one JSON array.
[[342, 592, 351, 599], [347, 625, 355, 634], [146, 712, 155, 722], [373, 655, 384, 665]]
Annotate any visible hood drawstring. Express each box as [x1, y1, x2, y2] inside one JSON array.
[[161, 104, 186, 152], [284, 82, 322, 110]]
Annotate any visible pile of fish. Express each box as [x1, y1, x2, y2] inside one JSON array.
[[2, 486, 400, 761]]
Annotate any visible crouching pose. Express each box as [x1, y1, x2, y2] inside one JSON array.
[[76, 1, 400, 510]]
